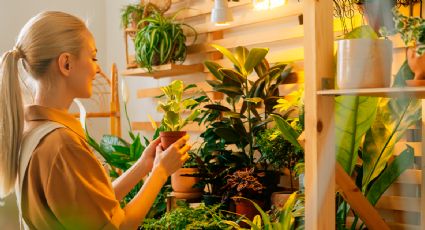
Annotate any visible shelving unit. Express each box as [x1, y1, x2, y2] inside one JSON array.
[[121, 63, 204, 78], [305, 1, 425, 229]]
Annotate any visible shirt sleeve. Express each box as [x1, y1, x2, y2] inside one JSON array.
[[45, 134, 125, 230]]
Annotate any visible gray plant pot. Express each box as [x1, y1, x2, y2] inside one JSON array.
[[336, 38, 393, 89]]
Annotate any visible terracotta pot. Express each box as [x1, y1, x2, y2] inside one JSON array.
[[171, 168, 203, 199], [407, 46, 425, 81], [271, 191, 292, 209], [234, 198, 265, 222], [160, 131, 186, 150], [336, 39, 393, 89]]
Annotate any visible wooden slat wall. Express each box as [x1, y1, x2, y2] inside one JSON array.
[[131, 0, 305, 132]]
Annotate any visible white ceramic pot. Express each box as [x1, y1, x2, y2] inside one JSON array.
[[336, 39, 393, 89]]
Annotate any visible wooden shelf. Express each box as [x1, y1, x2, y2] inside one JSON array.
[[121, 63, 204, 78], [317, 87, 425, 98]]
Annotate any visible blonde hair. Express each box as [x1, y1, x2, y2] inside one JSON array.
[[0, 11, 88, 198]]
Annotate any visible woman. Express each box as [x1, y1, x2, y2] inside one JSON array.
[[0, 11, 190, 229]]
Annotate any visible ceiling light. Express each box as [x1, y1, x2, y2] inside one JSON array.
[[211, 0, 233, 26]]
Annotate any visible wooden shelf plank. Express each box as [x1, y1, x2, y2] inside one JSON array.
[[121, 63, 204, 78], [376, 196, 421, 212], [395, 169, 422, 185], [131, 121, 205, 132], [167, 0, 250, 20], [318, 87, 425, 98]]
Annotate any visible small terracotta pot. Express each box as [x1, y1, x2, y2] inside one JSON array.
[[407, 46, 425, 81], [160, 131, 186, 150], [234, 198, 265, 222]]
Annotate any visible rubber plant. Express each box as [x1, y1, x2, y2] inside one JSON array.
[[134, 10, 197, 72], [334, 27, 420, 229]]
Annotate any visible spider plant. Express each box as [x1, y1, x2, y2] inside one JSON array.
[[134, 10, 197, 72]]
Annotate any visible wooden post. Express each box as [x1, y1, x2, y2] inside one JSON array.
[[110, 63, 121, 137], [303, 0, 335, 229], [421, 99, 425, 229], [335, 163, 389, 230]]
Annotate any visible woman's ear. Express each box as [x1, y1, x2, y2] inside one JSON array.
[[58, 52, 72, 76]]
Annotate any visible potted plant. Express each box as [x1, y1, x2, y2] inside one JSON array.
[[393, 8, 425, 85], [120, 3, 145, 29], [156, 79, 203, 149], [222, 168, 266, 221], [170, 151, 204, 200], [134, 10, 197, 72]]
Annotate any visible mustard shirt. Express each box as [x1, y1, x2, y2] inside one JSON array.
[[21, 105, 125, 229]]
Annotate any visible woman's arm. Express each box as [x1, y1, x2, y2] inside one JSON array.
[[112, 138, 161, 201], [118, 136, 190, 230]]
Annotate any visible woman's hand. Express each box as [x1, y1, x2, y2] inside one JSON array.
[[154, 134, 191, 176], [138, 138, 161, 172]]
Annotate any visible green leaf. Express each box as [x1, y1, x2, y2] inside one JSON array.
[[204, 104, 231, 111], [366, 146, 414, 205], [244, 97, 263, 104], [234, 46, 249, 68], [211, 44, 242, 71], [213, 85, 243, 97], [344, 25, 379, 39], [214, 127, 240, 143], [244, 48, 269, 75], [270, 114, 301, 149], [204, 61, 224, 81], [279, 192, 300, 229], [219, 68, 245, 83], [335, 96, 378, 174]]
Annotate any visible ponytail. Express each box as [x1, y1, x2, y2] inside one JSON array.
[[0, 49, 24, 198]]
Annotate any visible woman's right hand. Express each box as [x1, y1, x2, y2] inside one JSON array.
[[153, 134, 191, 176]]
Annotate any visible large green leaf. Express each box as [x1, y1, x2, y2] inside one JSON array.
[[244, 48, 269, 75], [214, 127, 240, 143], [204, 61, 224, 81], [366, 146, 414, 205], [362, 97, 420, 186], [270, 114, 301, 149], [344, 25, 379, 39], [211, 44, 241, 71], [234, 46, 249, 69], [219, 68, 245, 83], [335, 96, 378, 174]]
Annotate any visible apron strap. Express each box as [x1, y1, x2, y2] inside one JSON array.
[[15, 122, 64, 230]]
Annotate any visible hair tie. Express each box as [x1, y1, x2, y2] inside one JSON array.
[[12, 46, 25, 59]]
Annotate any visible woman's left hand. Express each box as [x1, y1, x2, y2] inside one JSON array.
[[138, 138, 161, 172]]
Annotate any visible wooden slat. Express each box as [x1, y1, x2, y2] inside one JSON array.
[[376, 196, 421, 212], [193, 3, 303, 34], [378, 209, 420, 226], [121, 63, 204, 78], [394, 169, 422, 185], [336, 163, 389, 230], [386, 222, 421, 230], [421, 99, 425, 228], [318, 87, 425, 98], [167, 0, 250, 20], [132, 121, 205, 132]]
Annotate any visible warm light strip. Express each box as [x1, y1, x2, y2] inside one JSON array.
[[253, 0, 286, 10]]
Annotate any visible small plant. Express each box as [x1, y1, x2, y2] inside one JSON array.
[[120, 4, 145, 29], [134, 10, 197, 72], [393, 8, 425, 55], [156, 80, 205, 132], [142, 202, 235, 230], [223, 168, 266, 200]]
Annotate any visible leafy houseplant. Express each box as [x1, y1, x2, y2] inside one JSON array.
[[393, 8, 425, 83], [142, 202, 235, 230], [156, 79, 204, 149], [134, 10, 197, 72], [120, 3, 145, 29]]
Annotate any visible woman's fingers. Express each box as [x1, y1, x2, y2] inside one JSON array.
[[179, 144, 191, 155], [173, 134, 189, 148], [181, 153, 190, 163]]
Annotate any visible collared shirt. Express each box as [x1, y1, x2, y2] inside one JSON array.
[[22, 105, 125, 230]]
